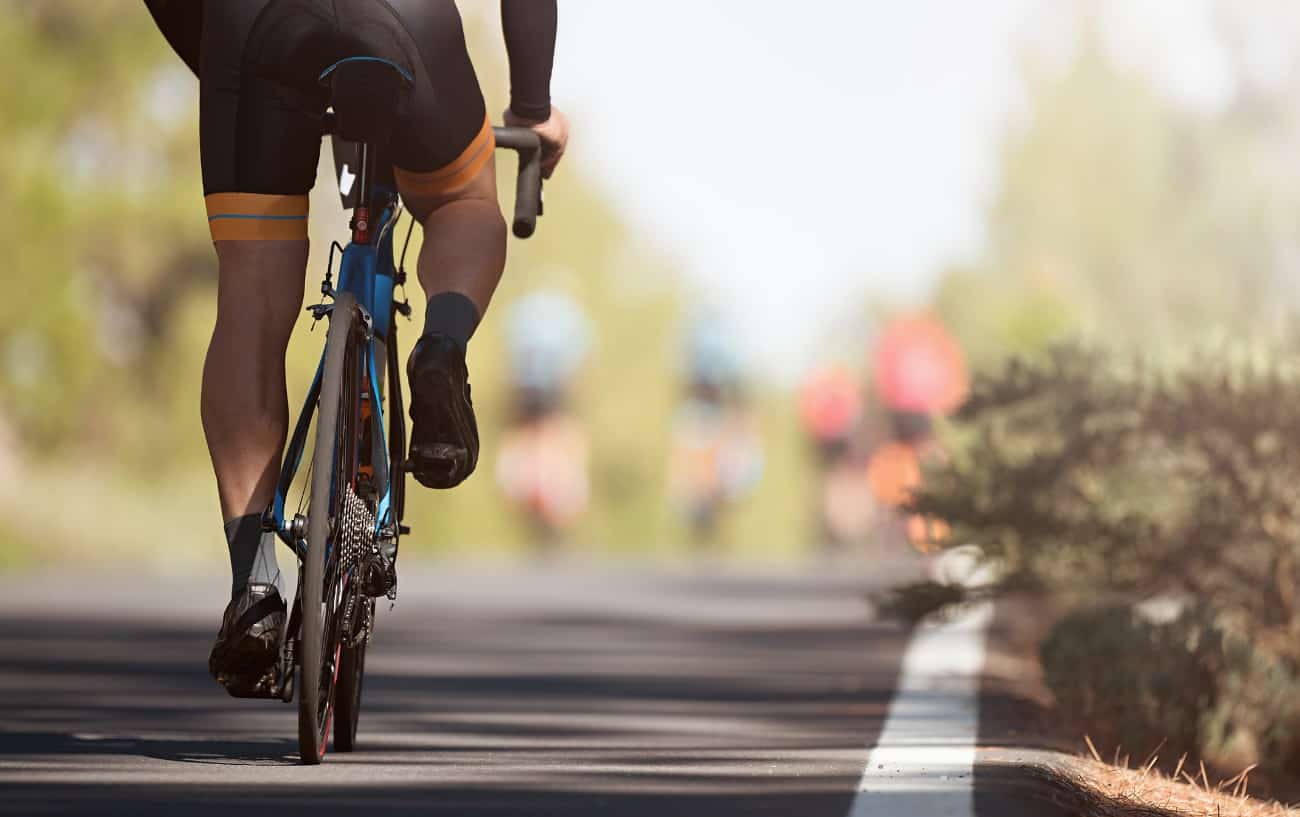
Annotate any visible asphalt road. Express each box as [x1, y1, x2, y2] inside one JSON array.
[[0, 561, 1062, 816]]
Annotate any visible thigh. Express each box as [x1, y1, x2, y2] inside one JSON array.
[[200, 0, 325, 240], [385, 0, 493, 183]]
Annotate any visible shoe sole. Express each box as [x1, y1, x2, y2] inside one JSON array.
[[209, 613, 283, 688]]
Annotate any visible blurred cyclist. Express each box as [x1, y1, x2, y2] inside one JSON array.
[[494, 290, 592, 548], [668, 315, 764, 547], [798, 363, 876, 550], [142, 0, 568, 693], [867, 315, 967, 555]]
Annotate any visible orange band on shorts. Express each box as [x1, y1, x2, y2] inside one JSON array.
[[394, 114, 496, 197], [205, 193, 310, 241]]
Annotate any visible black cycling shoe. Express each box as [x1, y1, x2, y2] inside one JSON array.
[[406, 332, 479, 489], [209, 583, 285, 698]]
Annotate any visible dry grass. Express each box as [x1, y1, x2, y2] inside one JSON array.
[[1029, 737, 1300, 817]]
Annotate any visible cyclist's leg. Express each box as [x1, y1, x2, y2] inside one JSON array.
[[200, 0, 321, 551], [387, 0, 507, 489], [197, 0, 325, 686], [391, 0, 506, 326], [399, 131, 506, 345], [202, 241, 306, 528]]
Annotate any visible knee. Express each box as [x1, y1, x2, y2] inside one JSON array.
[[411, 193, 507, 258], [408, 188, 504, 229], [214, 239, 310, 275], [212, 240, 308, 337]]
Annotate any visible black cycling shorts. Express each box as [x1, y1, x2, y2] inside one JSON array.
[[145, 0, 491, 241]]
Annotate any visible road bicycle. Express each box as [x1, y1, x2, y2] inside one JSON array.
[[245, 60, 544, 765]]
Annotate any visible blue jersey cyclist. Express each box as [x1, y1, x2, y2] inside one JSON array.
[[142, 0, 569, 695]]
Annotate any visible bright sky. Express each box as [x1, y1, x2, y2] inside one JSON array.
[[548, 1, 1299, 381]]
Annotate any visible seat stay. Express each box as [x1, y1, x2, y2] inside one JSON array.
[[270, 350, 326, 558]]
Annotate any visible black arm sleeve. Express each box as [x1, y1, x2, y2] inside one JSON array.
[[500, 0, 556, 121], [143, 0, 203, 78]]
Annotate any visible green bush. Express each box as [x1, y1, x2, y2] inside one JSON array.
[[1040, 604, 1300, 776], [899, 342, 1300, 775], [1040, 606, 1216, 761]]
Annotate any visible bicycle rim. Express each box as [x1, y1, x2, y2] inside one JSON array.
[[299, 291, 361, 765]]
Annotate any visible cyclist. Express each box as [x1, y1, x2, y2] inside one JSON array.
[[141, 0, 569, 695], [667, 316, 764, 546], [495, 289, 593, 548]]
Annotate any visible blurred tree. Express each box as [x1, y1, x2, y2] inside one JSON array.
[[933, 21, 1300, 366], [0, 1, 209, 460]]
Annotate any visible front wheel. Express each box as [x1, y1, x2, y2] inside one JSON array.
[[299, 291, 362, 765]]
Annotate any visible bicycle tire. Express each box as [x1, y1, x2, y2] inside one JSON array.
[[299, 291, 361, 765], [333, 641, 367, 752]]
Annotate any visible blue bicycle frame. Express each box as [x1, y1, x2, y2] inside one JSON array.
[[267, 181, 403, 559], [260, 120, 543, 562]]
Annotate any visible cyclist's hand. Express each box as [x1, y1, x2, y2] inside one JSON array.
[[504, 105, 568, 179]]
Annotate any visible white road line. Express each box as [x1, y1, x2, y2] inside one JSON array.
[[847, 602, 994, 817]]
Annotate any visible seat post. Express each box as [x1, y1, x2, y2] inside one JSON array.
[[351, 141, 372, 244]]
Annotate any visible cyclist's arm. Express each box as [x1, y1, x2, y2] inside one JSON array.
[[500, 0, 556, 122]]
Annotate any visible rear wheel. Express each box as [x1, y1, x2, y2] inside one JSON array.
[[333, 642, 367, 752], [299, 291, 362, 765]]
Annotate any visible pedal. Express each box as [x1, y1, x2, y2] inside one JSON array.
[[217, 667, 280, 699], [217, 647, 296, 701]]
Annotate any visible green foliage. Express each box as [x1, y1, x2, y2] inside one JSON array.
[[906, 342, 1300, 775], [0, 1, 208, 452], [1042, 604, 1300, 778], [913, 25, 1300, 776], [912, 343, 1300, 618], [1040, 606, 1216, 757], [876, 578, 973, 625]]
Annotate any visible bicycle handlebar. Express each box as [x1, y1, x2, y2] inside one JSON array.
[[492, 127, 544, 239]]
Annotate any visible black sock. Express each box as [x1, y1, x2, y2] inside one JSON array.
[[225, 514, 281, 598], [422, 292, 481, 349]]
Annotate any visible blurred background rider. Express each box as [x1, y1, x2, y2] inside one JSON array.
[[494, 289, 592, 551], [667, 314, 764, 549]]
